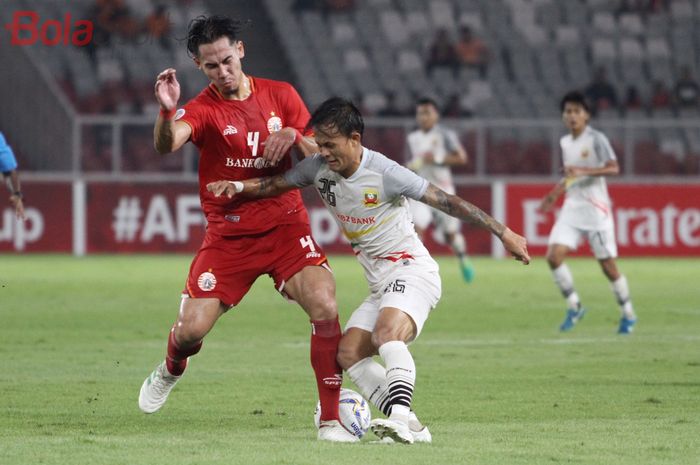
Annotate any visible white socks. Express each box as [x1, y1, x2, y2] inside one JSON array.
[[611, 275, 636, 319], [346, 342, 418, 426], [449, 233, 467, 257], [553, 263, 636, 320], [346, 357, 392, 416], [378, 341, 415, 425], [552, 264, 581, 310]]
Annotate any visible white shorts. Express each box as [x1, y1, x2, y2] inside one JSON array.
[[410, 200, 461, 235], [548, 219, 618, 259], [345, 266, 441, 340]]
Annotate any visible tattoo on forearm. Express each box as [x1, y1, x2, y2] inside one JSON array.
[[256, 177, 275, 196], [155, 120, 173, 153], [423, 185, 506, 237], [255, 175, 289, 197]]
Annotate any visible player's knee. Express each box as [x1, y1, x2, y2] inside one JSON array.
[[305, 290, 338, 320], [173, 318, 209, 346], [546, 252, 561, 269], [371, 326, 399, 348]]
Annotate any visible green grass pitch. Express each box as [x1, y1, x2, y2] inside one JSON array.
[[1, 254, 698, 464]]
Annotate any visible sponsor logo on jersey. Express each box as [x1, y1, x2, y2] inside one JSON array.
[[363, 189, 379, 206], [222, 125, 238, 136], [581, 149, 590, 158], [267, 112, 283, 133], [174, 108, 185, 120], [224, 157, 274, 169], [197, 271, 217, 291], [336, 213, 376, 225]]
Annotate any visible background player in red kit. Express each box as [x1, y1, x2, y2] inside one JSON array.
[[138, 15, 355, 442]]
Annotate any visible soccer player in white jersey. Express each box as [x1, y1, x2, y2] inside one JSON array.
[[406, 98, 475, 282], [540, 91, 637, 334], [207, 98, 530, 444]]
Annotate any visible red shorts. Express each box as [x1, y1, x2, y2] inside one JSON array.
[[184, 222, 329, 307]]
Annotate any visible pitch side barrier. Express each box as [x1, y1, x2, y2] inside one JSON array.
[[2, 175, 699, 257]]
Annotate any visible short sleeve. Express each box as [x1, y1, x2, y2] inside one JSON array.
[[383, 162, 429, 200], [279, 83, 313, 136], [592, 131, 617, 162], [0, 133, 18, 172], [284, 154, 324, 187], [177, 100, 207, 146], [443, 128, 461, 153]]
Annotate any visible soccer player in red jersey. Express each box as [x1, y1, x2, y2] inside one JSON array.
[[137, 15, 355, 442]]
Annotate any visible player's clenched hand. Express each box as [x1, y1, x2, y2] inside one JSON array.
[[262, 127, 296, 166], [500, 228, 530, 265], [155, 68, 181, 111], [206, 181, 238, 199]]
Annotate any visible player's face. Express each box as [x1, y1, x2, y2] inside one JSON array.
[[194, 37, 245, 97], [415, 104, 439, 131], [562, 102, 589, 133], [315, 128, 363, 177]]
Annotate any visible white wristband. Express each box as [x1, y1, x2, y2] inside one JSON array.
[[228, 181, 244, 193]]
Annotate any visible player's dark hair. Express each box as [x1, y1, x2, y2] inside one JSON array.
[[186, 15, 250, 58], [416, 97, 439, 110], [307, 97, 364, 138], [560, 91, 591, 113]]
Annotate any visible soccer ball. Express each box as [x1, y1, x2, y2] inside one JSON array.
[[313, 388, 372, 438]]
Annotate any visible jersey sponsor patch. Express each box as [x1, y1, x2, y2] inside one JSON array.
[[363, 189, 379, 207], [197, 271, 217, 291], [267, 114, 282, 133], [174, 108, 185, 120], [222, 125, 238, 136]]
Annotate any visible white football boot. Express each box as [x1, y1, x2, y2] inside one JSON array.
[[138, 361, 181, 413], [370, 418, 414, 444], [374, 412, 431, 444], [408, 411, 432, 443], [317, 420, 360, 443]]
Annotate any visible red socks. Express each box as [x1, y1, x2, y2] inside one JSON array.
[[166, 329, 202, 376], [310, 317, 342, 421]]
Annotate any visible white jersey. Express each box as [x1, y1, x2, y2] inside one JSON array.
[[406, 124, 460, 194], [559, 126, 616, 229], [285, 147, 439, 292]]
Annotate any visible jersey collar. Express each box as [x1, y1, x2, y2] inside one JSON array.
[[346, 146, 369, 181]]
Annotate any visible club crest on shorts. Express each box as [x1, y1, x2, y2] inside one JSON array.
[[267, 112, 283, 133], [363, 188, 379, 207], [197, 272, 217, 291]]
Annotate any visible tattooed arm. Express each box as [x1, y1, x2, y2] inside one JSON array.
[[420, 184, 531, 264], [206, 175, 297, 199]]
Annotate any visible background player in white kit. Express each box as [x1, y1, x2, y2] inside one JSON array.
[[207, 98, 530, 444], [540, 91, 637, 334], [406, 98, 475, 282]]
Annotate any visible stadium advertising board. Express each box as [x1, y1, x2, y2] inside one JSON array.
[[506, 183, 700, 257], [5, 181, 698, 256], [0, 182, 72, 252], [86, 183, 205, 253]]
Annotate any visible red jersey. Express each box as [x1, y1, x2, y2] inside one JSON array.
[[178, 77, 312, 236]]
